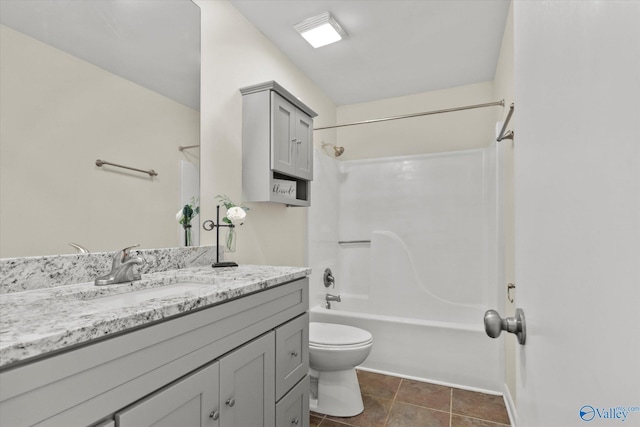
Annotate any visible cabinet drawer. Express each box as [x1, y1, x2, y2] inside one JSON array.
[[275, 313, 309, 400], [276, 376, 309, 427]]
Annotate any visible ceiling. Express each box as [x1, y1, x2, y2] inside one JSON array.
[[229, 0, 511, 106], [0, 0, 200, 110]]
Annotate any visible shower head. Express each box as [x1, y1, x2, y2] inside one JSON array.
[[322, 142, 345, 157]]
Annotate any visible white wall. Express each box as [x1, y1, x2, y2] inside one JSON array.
[[514, 1, 640, 425], [334, 81, 496, 160], [0, 25, 199, 258], [195, 0, 337, 267]]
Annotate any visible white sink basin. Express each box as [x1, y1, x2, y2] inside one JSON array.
[[88, 282, 210, 309]]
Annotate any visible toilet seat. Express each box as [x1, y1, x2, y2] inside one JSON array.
[[309, 322, 373, 348]]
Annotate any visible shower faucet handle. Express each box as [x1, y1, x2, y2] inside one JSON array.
[[323, 268, 335, 288]]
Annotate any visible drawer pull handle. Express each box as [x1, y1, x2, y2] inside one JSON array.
[[210, 410, 219, 420], [226, 397, 235, 407], [290, 351, 299, 357], [291, 417, 300, 425]]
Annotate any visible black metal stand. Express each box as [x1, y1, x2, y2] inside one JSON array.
[[202, 205, 238, 268]]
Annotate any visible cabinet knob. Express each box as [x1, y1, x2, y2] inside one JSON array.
[[209, 410, 219, 420], [290, 350, 298, 357], [291, 417, 300, 425], [225, 397, 236, 407]]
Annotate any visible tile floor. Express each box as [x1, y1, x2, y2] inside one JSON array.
[[310, 370, 511, 427]]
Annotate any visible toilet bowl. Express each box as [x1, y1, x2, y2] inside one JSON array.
[[309, 322, 373, 417]]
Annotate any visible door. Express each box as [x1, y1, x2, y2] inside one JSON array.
[[116, 362, 220, 427], [219, 332, 276, 427], [272, 91, 313, 181], [513, 2, 640, 426], [294, 112, 313, 181], [272, 92, 296, 177]]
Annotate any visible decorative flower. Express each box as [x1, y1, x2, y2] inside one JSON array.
[[215, 194, 249, 225], [226, 206, 246, 224], [176, 197, 199, 226]]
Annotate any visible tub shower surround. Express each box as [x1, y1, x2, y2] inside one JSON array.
[[309, 146, 503, 392], [0, 246, 310, 368]]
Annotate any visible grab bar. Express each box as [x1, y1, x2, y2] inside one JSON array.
[[338, 240, 371, 244], [95, 159, 158, 177]]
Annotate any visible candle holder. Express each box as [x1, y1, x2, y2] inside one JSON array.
[[202, 205, 238, 268]]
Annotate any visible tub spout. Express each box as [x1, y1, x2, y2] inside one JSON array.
[[325, 293, 341, 309]]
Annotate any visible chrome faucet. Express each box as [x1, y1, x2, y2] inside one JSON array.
[[95, 245, 145, 286], [323, 268, 335, 288], [325, 293, 341, 309]]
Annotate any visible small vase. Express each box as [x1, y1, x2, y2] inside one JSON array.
[[183, 224, 192, 247], [225, 226, 236, 253]]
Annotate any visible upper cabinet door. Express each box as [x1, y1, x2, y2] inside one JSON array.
[[294, 112, 313, 181], [271, 92, 313, 181], [271, 93, 296, 177]]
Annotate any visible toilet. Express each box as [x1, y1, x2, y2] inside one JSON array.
[[308, 322, 373, 417]]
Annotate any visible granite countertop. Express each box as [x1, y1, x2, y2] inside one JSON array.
[[0, 264, 310, 369]]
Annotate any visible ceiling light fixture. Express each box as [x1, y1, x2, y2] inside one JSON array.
[[294, 12, 346, 48]]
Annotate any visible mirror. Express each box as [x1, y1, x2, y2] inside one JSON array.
[[0, 0, 201, 258]]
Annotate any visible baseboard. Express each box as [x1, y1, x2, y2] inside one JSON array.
[[356, 366, 502, 396], [502, 382, 517, 426]]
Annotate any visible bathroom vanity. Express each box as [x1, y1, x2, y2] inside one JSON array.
[[0, 261, 310, 427]]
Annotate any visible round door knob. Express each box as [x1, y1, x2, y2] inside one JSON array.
[[226, 397, 235, 407], [483, 308, 526, 345], [484, 309, 504, 338], [209, 410, 219, 420]]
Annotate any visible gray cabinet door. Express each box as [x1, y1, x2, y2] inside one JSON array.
[[116, 362, 219, 427], [271, 92, 313, 181], [219, 332, 276, 427], [272, 93, 296, 177], [294, 112, 313, 181]]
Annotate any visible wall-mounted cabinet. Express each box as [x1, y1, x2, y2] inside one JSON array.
[[241, 81, 317, 207]]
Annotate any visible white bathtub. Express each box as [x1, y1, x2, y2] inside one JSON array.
[[310, 296, 502, 393]]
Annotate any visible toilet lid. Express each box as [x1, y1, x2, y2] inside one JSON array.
[[309, 322, 373, 346]]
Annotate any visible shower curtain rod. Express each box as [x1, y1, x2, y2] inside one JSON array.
[[496, 103, 515, 142], [314, 100, 505, 131]]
